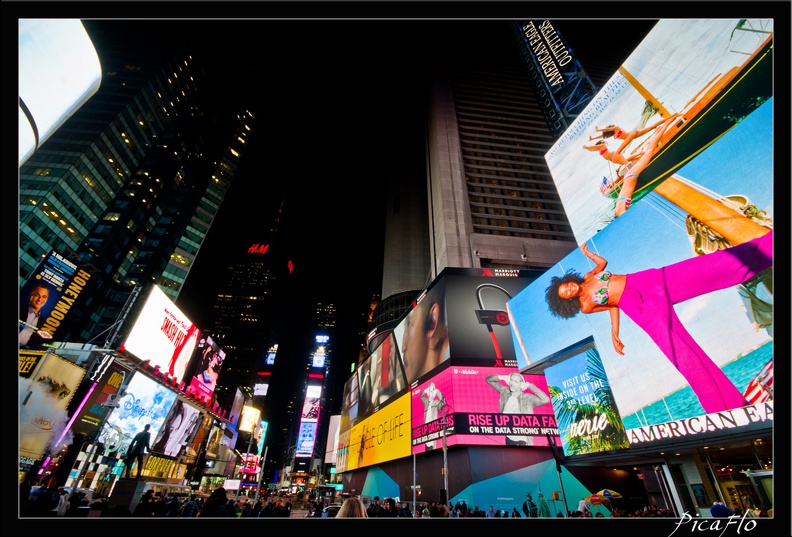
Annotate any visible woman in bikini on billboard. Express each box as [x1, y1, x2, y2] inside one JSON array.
[[585, 113, 682, 217], [544, 230, 772, 414], [588, 114, 675, 148]]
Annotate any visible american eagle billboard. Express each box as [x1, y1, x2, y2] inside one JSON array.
[[508, 19, 774, 456]]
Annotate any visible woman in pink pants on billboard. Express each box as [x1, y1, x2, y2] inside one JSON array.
[[544, 230, 773, 414]]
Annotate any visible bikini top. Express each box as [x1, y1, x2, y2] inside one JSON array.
[[590, 271, 612, 305], [615, 129, 623, 139], [599, 146, 608, 155]]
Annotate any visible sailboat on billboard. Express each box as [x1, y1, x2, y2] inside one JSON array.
[[599, 19, 773, 203]]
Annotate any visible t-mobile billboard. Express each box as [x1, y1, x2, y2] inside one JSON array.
[[410, 363, 557, 454]]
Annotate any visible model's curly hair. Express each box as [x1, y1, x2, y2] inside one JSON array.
[[545, 270, 585, 319]]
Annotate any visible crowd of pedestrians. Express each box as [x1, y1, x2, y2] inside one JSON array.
[[21, 481, 773, 520], [19, 480, 298, 518], [128, 488, 296, 517]]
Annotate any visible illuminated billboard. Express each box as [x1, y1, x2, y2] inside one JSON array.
[[101, 372, 178, 458], [410, 364, 557, 454], [185, 412, 214, 461], [514, 20, 597, 138], [295, 421, 318, 457], [541, 338, 630, 456], [442, 270, 537, 369], [336, 428, 350, 473], [356, 333, 407, 419], [205, 424, 224, 460], [19, 250, 94, 348], [309, 336, 329, 369], [240, 453, 260, 475], [186, 335, 225, 402], [227, 389, 245, 428], [391, 279, 449, 387], [121, 285, 201, 385], [339, 372, 359, 437], [19, 352, 86, 459], [151, 399, 204, 458], [19, 19, 102, 165], [301, 397, 321, 421], [264, 346, 278, 366], [68, 358, 126, 439], [295, 385, 322, 457], [239, 405, 261, 434], [256, 421, 268, 455], [543, 19, 773, 245], [391, 269, 538, 388], [312, 351, 326, 368], [345, 393, 411, 471], [324, 414, 341, 465], [507, 19, 773, 452]]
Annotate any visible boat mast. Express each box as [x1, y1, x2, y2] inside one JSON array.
[[654, 176, 769, 244], [618, 67, 673, 119]]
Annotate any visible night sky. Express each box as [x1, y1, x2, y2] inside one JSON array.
[[174, 19, 432, 393], [9, 5, 676, 434], [168, 17, 662, 419]]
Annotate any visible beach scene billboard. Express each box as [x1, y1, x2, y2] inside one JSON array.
[[508, 19, 773, 453]]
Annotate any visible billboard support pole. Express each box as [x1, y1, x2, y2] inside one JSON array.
[[103, 285, 142, 348], [441, 396, 449, 503], [412, 453, 416, 517]]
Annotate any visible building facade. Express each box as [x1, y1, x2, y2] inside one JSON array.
[[342, 19, 775, 519], [19, 20, 257, 348]]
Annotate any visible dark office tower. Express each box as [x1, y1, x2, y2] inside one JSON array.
[[18, 20, 258, 344], [209, 195, 294, 408], [379, 20, 658, 310], [426, 21, 580, 277], [374, 21, 579, 332], [275, 301, 337, 486]]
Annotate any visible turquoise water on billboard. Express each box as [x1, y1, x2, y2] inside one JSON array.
[[621, 341, 773, 428]]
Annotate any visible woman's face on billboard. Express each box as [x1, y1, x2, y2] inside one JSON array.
[[400, 304, 428, 384]]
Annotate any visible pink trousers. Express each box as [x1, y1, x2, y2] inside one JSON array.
[[618, 230, 773, 413]]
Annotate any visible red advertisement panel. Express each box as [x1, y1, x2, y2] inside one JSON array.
[[187, 334, 225, 403], [120, 285, 200, 385], [410, 364, 556, 453]]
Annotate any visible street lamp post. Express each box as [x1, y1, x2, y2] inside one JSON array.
[[253, 445, 268, 507], [440, 396, 449, 503], [235, 424, 258, 502]]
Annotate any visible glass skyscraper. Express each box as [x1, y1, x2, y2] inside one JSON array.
[[19, 20, 257, 345]]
